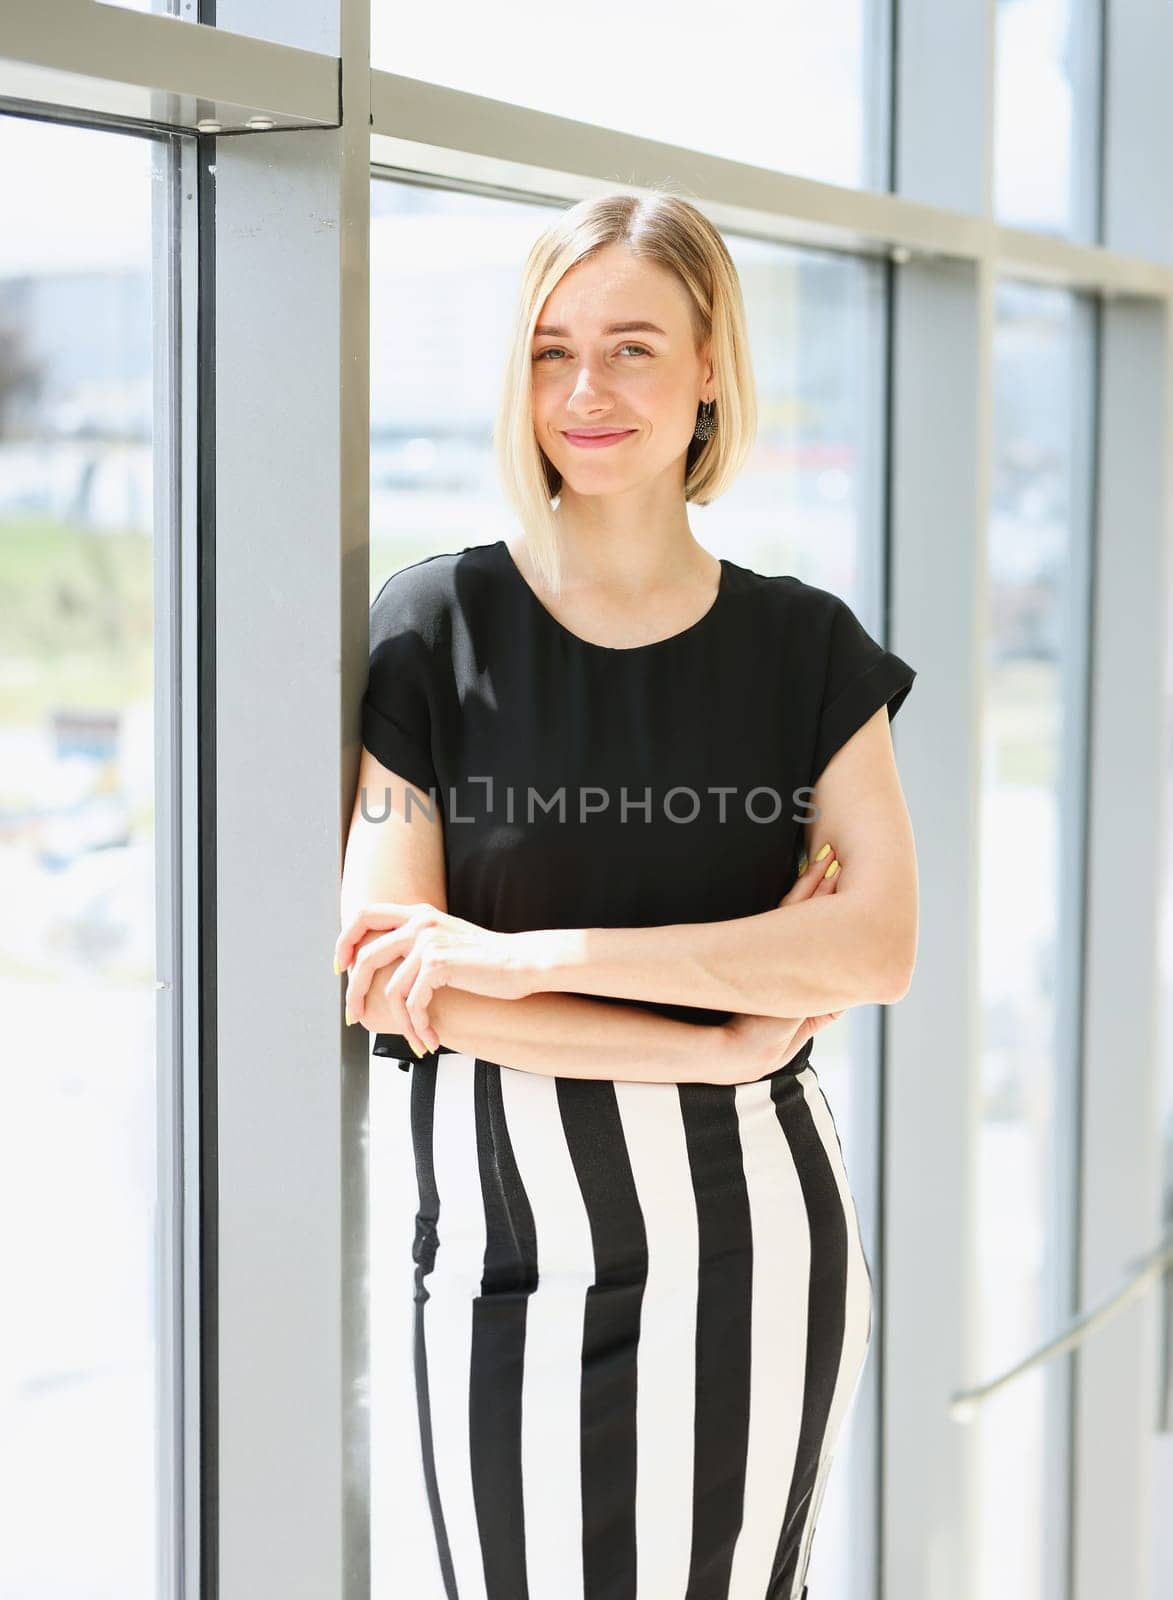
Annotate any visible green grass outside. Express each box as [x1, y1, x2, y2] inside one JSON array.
[[0, 515, 153, 723]]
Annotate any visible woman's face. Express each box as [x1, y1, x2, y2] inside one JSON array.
[[530, 241, 714, 498]]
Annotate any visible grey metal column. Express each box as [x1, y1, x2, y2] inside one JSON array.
[[154, 124, 205, 1600], [884, 1, 993, 1593], [211, 3, 371, 1598], [884, 252, 990, 1600]]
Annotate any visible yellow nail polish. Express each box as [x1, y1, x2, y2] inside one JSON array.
[[815, 843, 832, 862], [798, 853, 808, 875], [345, 1005, 353, 1026], [824, 858, 840, 880], [333, 956, 341, 976], [411, 1041, 424, 1057]]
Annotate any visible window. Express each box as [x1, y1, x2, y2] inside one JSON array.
[[975, 279, 1094, 1599], [995, 0, 1102, 241], [372, 0, 891, 192], [0, 113, 180, 1600]]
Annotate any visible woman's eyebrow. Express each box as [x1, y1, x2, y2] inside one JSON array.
[[533, 320, 669, 338]]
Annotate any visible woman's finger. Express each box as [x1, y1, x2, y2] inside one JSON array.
[[778, 841, 837, 907], [361, 946, 430, 1056], [347, 933, 430, 1059], [383, 945, 431, 1055], [784, 1017, 815, 1063], [334, 902, 413, 973], [404, 965, 442, 1053], [346, 930, 404, 1023], [811, 851, 841, 894]]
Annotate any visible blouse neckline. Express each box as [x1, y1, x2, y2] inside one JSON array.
[[493, 538, 729, 656]]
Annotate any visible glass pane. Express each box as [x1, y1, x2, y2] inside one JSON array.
[[372, 0, 891, 192], [0, 114, 164, 1598], [96, 0, 336, 50], [995, 0, 1102, 240], [976, 280, 1093, 1600], [369, 178, 885, 1600]]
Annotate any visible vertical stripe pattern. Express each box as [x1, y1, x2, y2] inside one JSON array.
[[407, 1052, 872, 1600]]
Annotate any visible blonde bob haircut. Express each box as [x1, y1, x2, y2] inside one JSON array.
[[492, 188, 758, 596]]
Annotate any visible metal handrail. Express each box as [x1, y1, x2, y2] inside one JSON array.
[[949, 1227, 1173, 1422]]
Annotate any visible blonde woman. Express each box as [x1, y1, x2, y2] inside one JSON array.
[[336, 191, 918, 1600]]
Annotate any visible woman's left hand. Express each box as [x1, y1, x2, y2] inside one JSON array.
[[334, 903, 530, 1047]]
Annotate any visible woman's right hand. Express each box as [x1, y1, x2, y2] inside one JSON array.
[[720, 842, 846, 1085]]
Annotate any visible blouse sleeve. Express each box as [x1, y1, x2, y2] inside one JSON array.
[[811, 591, 916, 787], [360, 574, 440, 796]]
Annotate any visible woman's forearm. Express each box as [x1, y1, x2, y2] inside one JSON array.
[[368, 983, 736, 1086], [515, 892, 913, 1020]]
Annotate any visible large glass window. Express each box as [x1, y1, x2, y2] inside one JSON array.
[[0, 113, 170, 1599], [975, 279, 1094, 1600], [371, 0, 891, 193], [368, 177, 887, 1600], [994, 0, 1102, 241]]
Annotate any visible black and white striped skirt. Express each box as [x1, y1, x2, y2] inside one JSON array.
[[407, 1048, 873, 1600]]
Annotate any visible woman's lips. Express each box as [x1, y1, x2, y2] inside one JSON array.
[[563, 429, 636, 449]]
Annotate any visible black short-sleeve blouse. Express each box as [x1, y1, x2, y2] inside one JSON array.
[[360, 539, 916, 1067]]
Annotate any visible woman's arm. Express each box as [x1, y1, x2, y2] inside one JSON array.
[[342, 745, 802, 1082], [364, 981, 746, 1085], [341, 747, 448, 1058], [357, 841, 851, 1081], [515, 708, 919, 1019], [354, 836, 850, 1085]]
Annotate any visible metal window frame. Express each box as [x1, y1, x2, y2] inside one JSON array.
[[3, 1, 1173, 1597]]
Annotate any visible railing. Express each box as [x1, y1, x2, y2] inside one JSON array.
[[949, 1226, 1173, 1422]]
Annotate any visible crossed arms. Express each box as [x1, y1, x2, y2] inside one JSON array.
[[339, 703, 917, 1082]]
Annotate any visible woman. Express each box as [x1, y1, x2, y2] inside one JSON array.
[[336, 191, 918, 1600]]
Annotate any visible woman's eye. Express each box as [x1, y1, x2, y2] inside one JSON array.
[[533, 344, 651, 362]]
